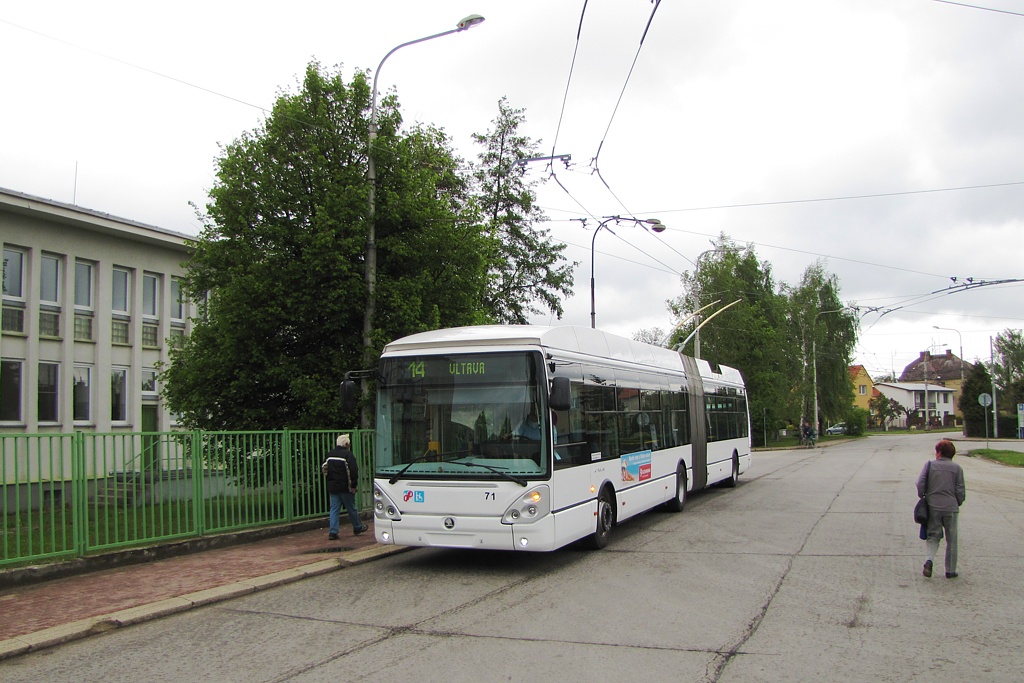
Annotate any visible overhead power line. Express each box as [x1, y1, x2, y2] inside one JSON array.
[[933, 0, 1024, 18], [650, 180, 1024, 215], [0, 17, 271, 115]]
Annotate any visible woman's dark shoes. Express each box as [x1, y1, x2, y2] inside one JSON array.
[[922, 560, 933, 578]]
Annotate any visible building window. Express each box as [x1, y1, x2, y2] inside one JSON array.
[[38, 362, 59, 422], [2, 248, 25, 298], [141, 369, 158, 396], [1, 360, 23, 421], [111, 368, 128, 422], [75, 261, 94, 308], [39, 311, 61, 337], [1, 305, 24, 333], [170, 278, 184, 321], [142, 323, 159, 347], [73, 366, 91, 422], [74, 314, 93, 341], [143, 273, 158, 318], [40, 254, 61, 303], [169, 327, 186, 347], [112, 268, 131, 313], [112, 320, 130, 345], [858, 384, 866, 395]]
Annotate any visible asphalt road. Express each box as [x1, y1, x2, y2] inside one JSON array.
[[2, 432, 1021, 683]]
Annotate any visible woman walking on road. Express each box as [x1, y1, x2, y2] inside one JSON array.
[[917, 439, 966, 579]]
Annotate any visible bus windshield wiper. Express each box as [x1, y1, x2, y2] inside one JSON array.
[[448, 458, 528, 487], [387, 449, 439, 484]]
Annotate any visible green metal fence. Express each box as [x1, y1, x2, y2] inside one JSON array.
[[1, 429, 374, 568]]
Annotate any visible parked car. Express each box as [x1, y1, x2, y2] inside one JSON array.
[[825, 422, 846, 435]]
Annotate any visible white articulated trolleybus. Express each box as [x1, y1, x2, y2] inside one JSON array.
[[357, 325, 750, 551]]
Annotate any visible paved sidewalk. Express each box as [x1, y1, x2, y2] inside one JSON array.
[[0, 521, 407, 661]]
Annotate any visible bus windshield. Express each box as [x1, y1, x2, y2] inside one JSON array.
[[375, 351, 549, 480]]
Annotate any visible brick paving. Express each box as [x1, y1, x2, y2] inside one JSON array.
[[0, 522, 379, 642]]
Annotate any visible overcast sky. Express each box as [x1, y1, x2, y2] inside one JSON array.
[[3, 0, 1023, 379]]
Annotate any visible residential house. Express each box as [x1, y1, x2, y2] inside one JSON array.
[[850, 364, 874, 412], [899, 350, 972, 423], [875, 381, 955, 428]]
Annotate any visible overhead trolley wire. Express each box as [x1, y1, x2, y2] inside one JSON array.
[[547, 0, 590, 168], [933, 0, 1024, 18], [591, 0, 663, 170]]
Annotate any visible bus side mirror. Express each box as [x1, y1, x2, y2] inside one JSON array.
[[549, 377, 571, 412], [341, 380, 358, 414]]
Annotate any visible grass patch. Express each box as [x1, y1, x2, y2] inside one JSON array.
[[970, 449, 1024, 467]]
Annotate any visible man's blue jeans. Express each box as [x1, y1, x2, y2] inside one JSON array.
[[329, 491, 362, 535]]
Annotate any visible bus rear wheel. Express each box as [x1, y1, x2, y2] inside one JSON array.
[[586, 487, 615, 549], [665, 465, 687, 512], [721, 452, 739, 488]]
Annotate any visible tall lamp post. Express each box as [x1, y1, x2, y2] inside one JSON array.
[[933, 325, 964, 434], [589, 216, 665, 328], [362, 14, 484, 424]]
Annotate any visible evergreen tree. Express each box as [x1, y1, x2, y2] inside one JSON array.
[[471, 98, 575, 323], [960, 361, 994, 437]]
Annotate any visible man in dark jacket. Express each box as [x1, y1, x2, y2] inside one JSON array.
[[322, 434, 368, 539]]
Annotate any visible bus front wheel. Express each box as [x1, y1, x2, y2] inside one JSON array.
[[586, 487, 615, 549]]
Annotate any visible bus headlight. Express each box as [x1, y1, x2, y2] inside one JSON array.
[[373, 487, 402, 521], [501, 485, 550, 525]]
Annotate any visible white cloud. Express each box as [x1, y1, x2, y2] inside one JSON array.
[[2, 0, 1022, 376]]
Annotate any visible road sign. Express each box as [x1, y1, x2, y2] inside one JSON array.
[[979, 393, 992, 407]]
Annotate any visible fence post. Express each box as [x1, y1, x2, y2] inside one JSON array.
[[71, 431, 87, 556], [191, 430, 205, 536], [282, 429, 293, 523]]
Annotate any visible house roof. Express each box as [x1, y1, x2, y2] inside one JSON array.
[[876, 381, 954, 394], [899, 350, 972, 383], [1, 186, 195, 252]]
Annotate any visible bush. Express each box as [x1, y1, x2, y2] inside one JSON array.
[[844, 407, 869, 436]]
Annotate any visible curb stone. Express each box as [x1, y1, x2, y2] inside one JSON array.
[[0, 544, 411, 662]]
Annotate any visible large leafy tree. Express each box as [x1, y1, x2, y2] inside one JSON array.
[[471, 98, 575, 323], [667, 236, 798, 445], [787, 261, 859, 430], [163, 63, 487, 430]]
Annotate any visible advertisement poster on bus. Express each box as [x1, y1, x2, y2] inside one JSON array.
[[621, 450, 652, 483]]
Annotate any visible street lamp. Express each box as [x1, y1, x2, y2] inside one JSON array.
[[361, 14, 484, 424], [934, 325, 964, 434], [589, 216, 666, 328]]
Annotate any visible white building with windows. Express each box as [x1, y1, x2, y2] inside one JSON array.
[[874, 381, 956, 429], [1, 188, 194, 434]]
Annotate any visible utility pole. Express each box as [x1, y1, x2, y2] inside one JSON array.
[[991, 336, 999, 438]]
